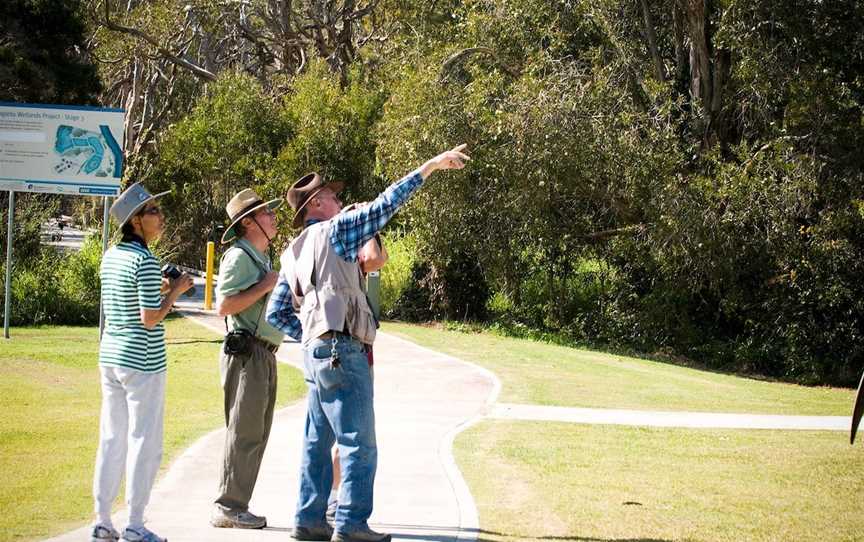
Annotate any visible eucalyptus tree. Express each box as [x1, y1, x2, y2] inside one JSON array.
[[91, 0, 390, 174]]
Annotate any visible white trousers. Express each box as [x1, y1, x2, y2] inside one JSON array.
[[92, 366, 166, 529]]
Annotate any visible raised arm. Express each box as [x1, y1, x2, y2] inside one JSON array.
[[331, 144, 470, 262]]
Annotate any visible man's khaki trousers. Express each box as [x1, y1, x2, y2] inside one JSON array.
[[215, 340, 278, 512]]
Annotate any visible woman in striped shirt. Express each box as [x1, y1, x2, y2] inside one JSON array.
[[91, 184, 193, 542]]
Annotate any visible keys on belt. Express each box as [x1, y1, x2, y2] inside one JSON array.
[[318, 330, 352, 340], [318, 331, 370, 354]]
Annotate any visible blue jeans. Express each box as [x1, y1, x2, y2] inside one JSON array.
[[295, 334, 377, 533]]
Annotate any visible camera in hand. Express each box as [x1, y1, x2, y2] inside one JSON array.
[[161, 264, 196, 297]]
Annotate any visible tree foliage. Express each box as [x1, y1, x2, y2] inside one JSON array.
[[0, 0, 100, 269], [371, 0, 864, 383], [0, 0, 101, 104], [142, 73, 291, 266], [9, 0, 863, 384]]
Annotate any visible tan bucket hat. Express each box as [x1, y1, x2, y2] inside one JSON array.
[[285, 172, 345, 228], [109, 182, 170, 227], [221, 188, 282, 244]]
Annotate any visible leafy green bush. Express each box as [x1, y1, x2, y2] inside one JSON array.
[[1, 237, 102, 326], [0, 193, 61, 262], [387, 252, 490, 322], [58, 236, 103, 322], [267, 61, 386, 208], [379, 231, 418, 315], [144, 73, 292, 267]]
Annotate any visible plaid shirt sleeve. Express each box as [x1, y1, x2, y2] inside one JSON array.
[[265, 276, 302, 341], [330, 170, 425, 261]]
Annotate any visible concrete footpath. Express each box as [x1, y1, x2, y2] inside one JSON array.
[[46, 298, 498, 541]]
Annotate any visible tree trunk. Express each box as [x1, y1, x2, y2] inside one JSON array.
[[677, 0, 730, 149], [640, 0, 667, 82], [708, 48, 731, 146], [682, 0, 712, 110], [672, 3, 689, 95]]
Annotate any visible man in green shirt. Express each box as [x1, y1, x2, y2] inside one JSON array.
[[211, 188, 283, 529]]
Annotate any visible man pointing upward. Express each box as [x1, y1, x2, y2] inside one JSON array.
[[267, 145, 470, 542]]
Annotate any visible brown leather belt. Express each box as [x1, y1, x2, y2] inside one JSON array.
[[253, 336, 280, 353], [318, 330, 352, 341]]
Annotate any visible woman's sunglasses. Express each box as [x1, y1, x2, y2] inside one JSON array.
[[139, 206, 162, 216]]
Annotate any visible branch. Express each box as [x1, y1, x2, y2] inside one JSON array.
[[439, 47, 520, 82], [90, 48, 126, 65], [583, 224, 647, 243], [345, 0, 380, 21], [102, 0, 218, 81], [742, 134, 811, 174]]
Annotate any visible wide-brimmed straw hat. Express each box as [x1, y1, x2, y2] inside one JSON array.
[[109, 182, 170, 227], [222, 188, 282, 244], [285, 172, 345, 228]]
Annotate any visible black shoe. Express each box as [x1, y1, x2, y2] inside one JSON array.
[[331, 526, 391, 542], [293, 524, 334, 541]]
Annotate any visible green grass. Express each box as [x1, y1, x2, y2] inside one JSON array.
[[378, 231, 418, 314], [383, 322, 853, 415], [456, 420, 864, 542], [0, 316, 306, 542], [386, 322, 862, 540]]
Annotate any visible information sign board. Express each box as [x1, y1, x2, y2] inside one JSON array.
[[0, 102, 125, 196]]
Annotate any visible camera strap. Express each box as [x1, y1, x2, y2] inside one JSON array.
[[222, 244, 270, 339]]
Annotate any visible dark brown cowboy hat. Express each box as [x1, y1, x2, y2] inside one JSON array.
[[221, 188, 282, 244], [286, 172, 345, 228]]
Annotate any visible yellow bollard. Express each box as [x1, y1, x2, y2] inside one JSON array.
[[204, 241, 215, 310]]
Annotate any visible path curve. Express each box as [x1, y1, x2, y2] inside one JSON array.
[[44, 308, 497, 542]]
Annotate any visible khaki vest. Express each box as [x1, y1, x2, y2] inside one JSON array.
[[281, 221, 377, 346]]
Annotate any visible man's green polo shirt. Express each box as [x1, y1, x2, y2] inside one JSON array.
[[217, 238, 284, 347]]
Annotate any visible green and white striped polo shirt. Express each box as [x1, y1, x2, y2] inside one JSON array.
[[98, 240, 166, 373]]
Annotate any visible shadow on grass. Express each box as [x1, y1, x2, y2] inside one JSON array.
[[268, 523, 677, 542], [475, 530, 674, 542], [165, 338, 223, 345], [390, 319, 839, 388], [367, 526, 675, 542]]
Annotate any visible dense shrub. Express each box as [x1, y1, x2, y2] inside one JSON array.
[[143, 73, 292, 267], [1, 237, 102, 326], [387, 252, 490, 322], [379, 231, 418, 315]]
